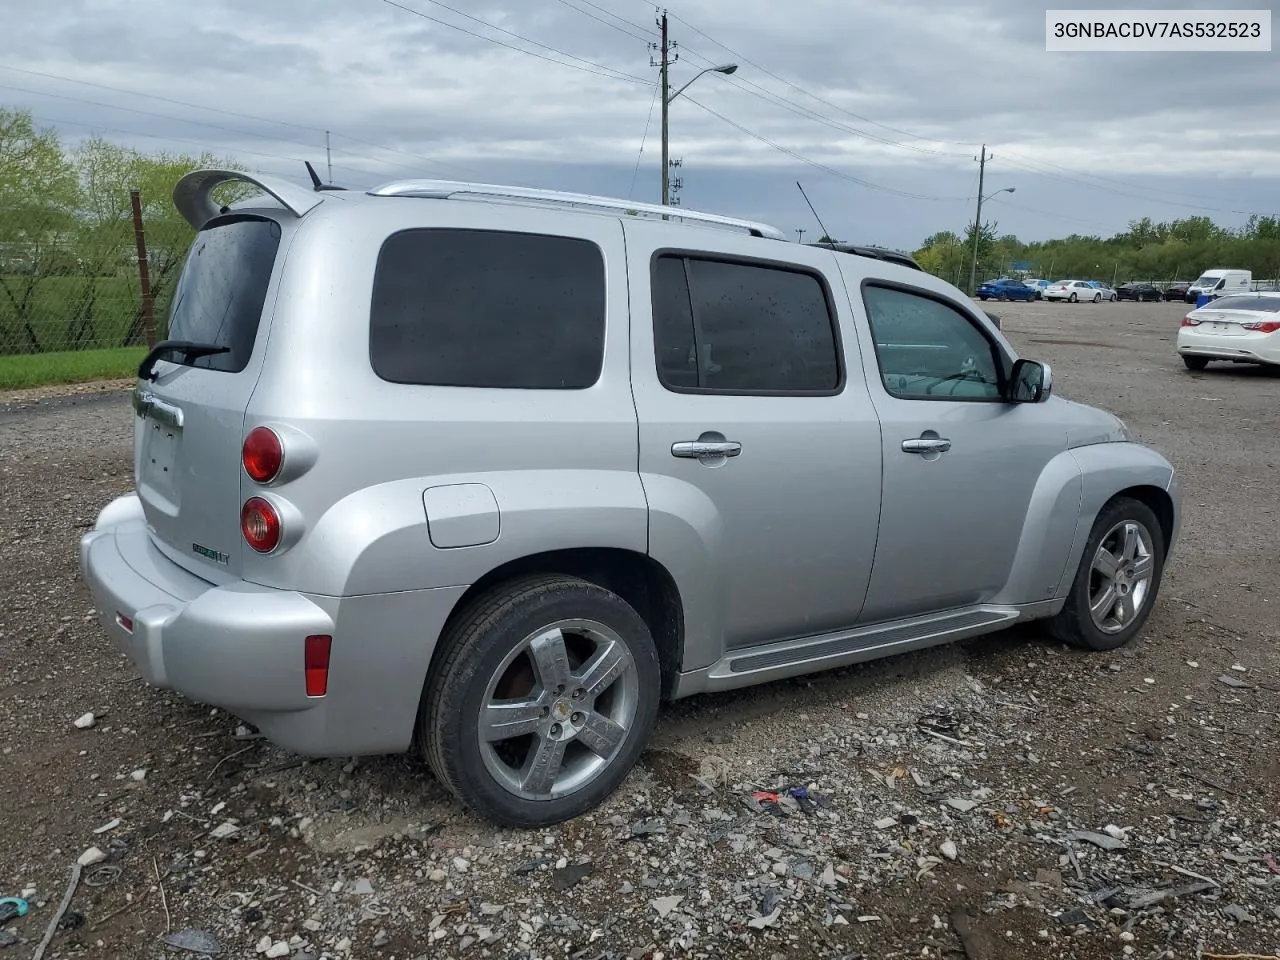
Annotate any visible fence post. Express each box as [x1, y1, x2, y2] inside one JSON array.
[[130, 189, 156, 349]]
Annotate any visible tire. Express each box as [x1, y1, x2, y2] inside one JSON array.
[[1093, 294, 1102, 303], [1182, 355, 1209, 371], [420, 574, 661, 828], [1048, 497, 1165, 652], [978, 295, 988, 301], [1069, 293, 1078, 303]]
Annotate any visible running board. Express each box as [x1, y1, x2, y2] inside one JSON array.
[[672, 605, 1020, 698]]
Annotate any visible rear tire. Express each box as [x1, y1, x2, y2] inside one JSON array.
[[1048, 497, 1165, 652], [420, 574, 660, 827], [1182, 355, 1209, 371], [1068, 293, 1078, 303]]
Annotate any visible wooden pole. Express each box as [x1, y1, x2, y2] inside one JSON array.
[[130, 189, 157, 348]]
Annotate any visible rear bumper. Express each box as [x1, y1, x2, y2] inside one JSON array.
[[80, 494, 467, 756], [1176, 329, 1279, 365]]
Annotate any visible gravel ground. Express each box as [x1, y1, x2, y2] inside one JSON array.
[[1, 299, 1277, 960]]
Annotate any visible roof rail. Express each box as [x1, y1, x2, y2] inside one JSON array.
[[366, 179, 788, 241]]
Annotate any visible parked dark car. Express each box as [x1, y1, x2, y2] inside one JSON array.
[[976, 278, 1038, 301], [1164, 282, 1191, 301], [1116, 282, 1163, 302]]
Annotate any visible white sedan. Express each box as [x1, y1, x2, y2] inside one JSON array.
[[1043, 280, 1105, 302], [1177, 293, 1280, 370]]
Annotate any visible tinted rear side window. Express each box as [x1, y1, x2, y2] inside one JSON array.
[[370, 229, 606, 389], [166, 215, 282, 373]]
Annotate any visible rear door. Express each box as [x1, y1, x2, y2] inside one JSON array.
[[626, 223, 882, 654], [134, 213, 286, 582]]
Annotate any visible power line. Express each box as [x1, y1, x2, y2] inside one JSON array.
[[628, 84, 660, 199], [683, 95, 967, 203], [378, 0, 649, 85], [550, 0, 654, 43]]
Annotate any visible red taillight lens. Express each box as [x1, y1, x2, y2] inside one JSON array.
[[242, 427, 283, 484], [1180, 315, 1200, 327], [304, 635, 332, 697], [1242, 319, 1280, 333], [241, 497, 281, 553]]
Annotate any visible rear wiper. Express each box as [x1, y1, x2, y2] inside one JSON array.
[[137, 340, 230, 381]]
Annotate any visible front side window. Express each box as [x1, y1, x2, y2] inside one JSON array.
[[370, 229, 606, 389], [862, 284, 1004, 401], [650, 254, 841, 394]]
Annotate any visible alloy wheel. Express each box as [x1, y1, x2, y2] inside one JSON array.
[[1088, 520, 1156, 634]]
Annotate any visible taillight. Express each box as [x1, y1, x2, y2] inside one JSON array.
[[1180, 315, 1200, 327], [242, 427, 283, 483], [1242, 319, 1280, 333], [241, 497, 281, 553], [304, 635, 332, 697]]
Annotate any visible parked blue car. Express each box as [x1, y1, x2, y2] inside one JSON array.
[[976, 278, 1039, 301]]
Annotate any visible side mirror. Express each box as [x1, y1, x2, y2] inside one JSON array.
[[1008, 358, 1052, 403]]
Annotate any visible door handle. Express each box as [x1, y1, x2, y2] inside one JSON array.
[[901, 437, 951, 455], [672, 440, 742, 460]]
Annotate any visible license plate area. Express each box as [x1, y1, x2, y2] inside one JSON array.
[[1207, 321, 1244, 335], [140, 419, 181, 509]]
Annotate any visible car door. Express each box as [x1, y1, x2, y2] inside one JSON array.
[[626, 223, 882, 657], [836, 272, 1069, 623]]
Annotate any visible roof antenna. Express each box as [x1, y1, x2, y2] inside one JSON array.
[[796, 181, 836, 249], [304, 160, 346, 193]]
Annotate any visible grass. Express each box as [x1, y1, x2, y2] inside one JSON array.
[[0, 346, 145, 390]]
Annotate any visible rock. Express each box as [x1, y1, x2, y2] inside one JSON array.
[[335, 938, 351, 953], [76, 847, 106, 867], [791, 860, 814, 880], [92, 818, 121, 835], [20, 887, 35, 899], [1055, 908, 1090, 925], [302, 919, 321, 933], [551, 862, 593, 891], [650, 896, 683, 918], [255, 935, 272, 954], [164, 929, 222, 955], [940, 840, 958, 861], [130, 769, 147, 782], [1223, 904, 1254, 923], [1068, 830, 1127, 851], [452, 857, 469, 873], [771, 862, 788, 877], [479, 903, 504, 916], [748, 907, 781, 929], [1102, 824, 1128, 840], [73, 712, 96, 730], [820, 863, 836, 886], [873, 817, 897, 830], [945, 798, 978, 813], [428, 869, 447, 883], [264, 943, 290, 959], [1217, 674, 1250, 689], [209, 822, 239, 840], [0, 930, 17, 950], [347, 878, 374, 896], [372, 929, 390, 948]]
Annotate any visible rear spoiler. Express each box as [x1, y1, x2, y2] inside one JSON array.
[[173, 169, 325, 230]]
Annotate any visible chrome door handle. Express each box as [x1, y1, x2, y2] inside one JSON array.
[[672, 440, 742, 459], [901, 437, 951, 454]]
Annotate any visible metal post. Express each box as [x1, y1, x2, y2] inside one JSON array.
[[130, 189, 156, 349], [659, 10, 670, 207], [968, 144, 986, 296], [325, 130, 332, 182]]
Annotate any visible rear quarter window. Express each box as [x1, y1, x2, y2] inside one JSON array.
[[166, 215, 282, 373], [369, 228, 606, 389]]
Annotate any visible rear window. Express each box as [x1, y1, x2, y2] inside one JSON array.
[[166, 215, 282, 373], [1211, 295, 1280, 312], [370, 229, 606, 389]]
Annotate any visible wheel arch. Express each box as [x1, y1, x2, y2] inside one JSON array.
[[433, 548, 686, 699]]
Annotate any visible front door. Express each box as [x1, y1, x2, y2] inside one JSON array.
[[625, 224, 882, 662], [847, 278, 1068, 623]]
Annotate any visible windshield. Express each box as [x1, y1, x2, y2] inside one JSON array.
[[166, 215, 282, 373], [1210, 295, 1280, 312], [1192, 274, 1220, 287]]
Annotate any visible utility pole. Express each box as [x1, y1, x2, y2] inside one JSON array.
[[653, 10, 676, 206], [968, 144, 987, 296], [795, 228, 806, 243], [325, 130, 332, 182]]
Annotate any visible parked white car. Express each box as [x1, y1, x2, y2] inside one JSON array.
[[1044, 280, 1104, 303], [1177, 293, 1280, 370]]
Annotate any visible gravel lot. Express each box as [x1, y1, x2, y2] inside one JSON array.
[[1, 299, 1277, 960]]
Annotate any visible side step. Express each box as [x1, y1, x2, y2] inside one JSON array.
[[674, 605, 1020, 697]]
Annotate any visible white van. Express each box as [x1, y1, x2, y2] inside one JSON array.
[[1188, 269, 1252, 301]]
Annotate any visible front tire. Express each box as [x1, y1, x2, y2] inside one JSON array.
[[1182, 355, 1209, 371], [1048, 497, 1165, 652], [420, 574, 661, 827]]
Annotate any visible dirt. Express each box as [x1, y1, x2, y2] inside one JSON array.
[[0, 299, 1277, 960]]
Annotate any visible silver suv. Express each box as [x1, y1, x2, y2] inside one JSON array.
[[81, 170, 1181, 827]]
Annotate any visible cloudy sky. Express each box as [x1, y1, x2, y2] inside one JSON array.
[[2, 0, 1277, 249]]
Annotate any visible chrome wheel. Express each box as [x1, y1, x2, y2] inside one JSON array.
[[478, 619, 639, 801], [1088, 520, 1156, 634]]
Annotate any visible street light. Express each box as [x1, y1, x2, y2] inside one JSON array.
[[662, 63, 737, 206], [969, 186, 1015, 295]]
